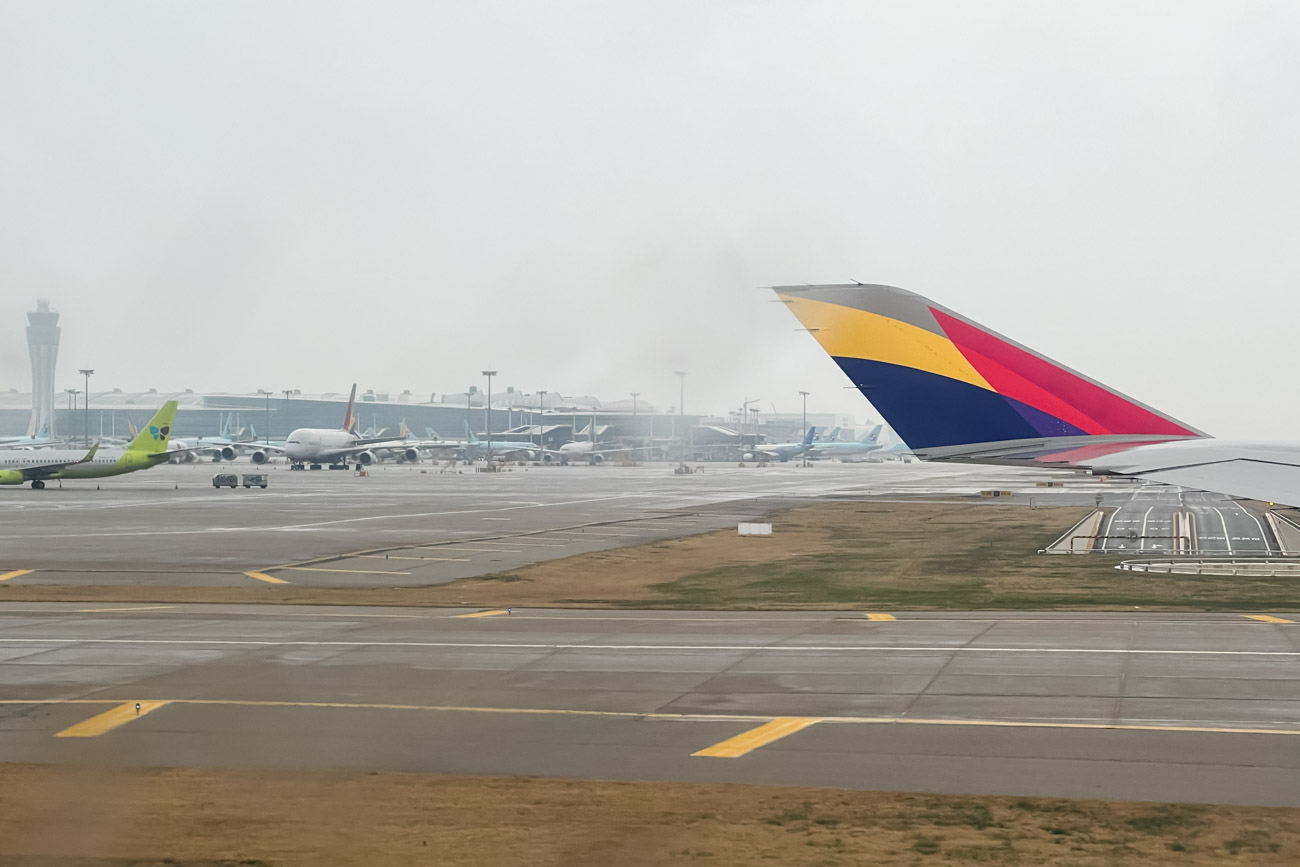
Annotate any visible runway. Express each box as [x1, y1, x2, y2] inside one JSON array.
[[0, 603, 1296, 806], [0, 460, 1114, 587]]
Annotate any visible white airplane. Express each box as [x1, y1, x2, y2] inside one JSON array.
[[776, 283, 1300, 506], [543, 421, 647, 465], [250, 385, 408, 470]]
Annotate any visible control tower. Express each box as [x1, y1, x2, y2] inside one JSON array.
[[26, 300, 60, 437]]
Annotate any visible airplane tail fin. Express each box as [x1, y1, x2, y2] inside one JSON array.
[[827, 426, 841, 442], [125, 401, 178, 454], [399, 420, 410, 439], [774, 284, 1205, 452], [127, 417, 140, 439], [862, 424, 883, 444], [342, 384, 358, 432], [801, 426, 816, 446], [464, 420, 479, 445]]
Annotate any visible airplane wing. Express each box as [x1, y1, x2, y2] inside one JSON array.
[[773, 284, 1300, 507], [334, 439, 408, 456], [14, 444, 99, 480], [351, 436, 407, 447], [241, 442, 288, 453]]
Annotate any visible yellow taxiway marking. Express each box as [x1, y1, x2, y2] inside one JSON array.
[[0, 699, 1295, 740], [1245, 615, 1297, 624], [357, 555, 470, 562], [456, 609, 510, 619], [692, 717, 820, 758], [280, 566, 410, 576], [864, 613, 897, 621], [244, 571, 289, 585], [55, 700, 171, 738], [0, 570, 34, 582], [75, 605, 177, 613]]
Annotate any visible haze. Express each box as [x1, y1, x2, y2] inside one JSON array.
[[1, 2, 1296, 436]]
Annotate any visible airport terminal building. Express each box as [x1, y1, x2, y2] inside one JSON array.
[[0, 388, 705, 452]]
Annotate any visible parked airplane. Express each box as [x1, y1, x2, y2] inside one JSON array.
[[806, 424, 885, 460], [0, 402, 179, 489], [464, 422, 542, 460], [746, 426, 817, 462], [0, 426, 62, 449], [246, 385, 406, 469], [775, 283, 1300, 505]]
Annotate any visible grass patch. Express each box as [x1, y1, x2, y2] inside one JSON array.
[[6, 501, 1299, 612], [4, 763, 1296, 865]]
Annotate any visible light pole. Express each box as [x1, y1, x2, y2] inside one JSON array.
[[482, 370, 497, 462], [258, 390, 273, 444], [742, 398, 757, 449], [674, 371, 687, 458], [630, 392, 640, 447], [64, 388, 78, 441], [798, 390, 810, 465], [537, 389, 546, 448], [78, 370, 94, 447]]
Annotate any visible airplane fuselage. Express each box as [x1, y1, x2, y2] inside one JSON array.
[[0, 449, 167, 482], [284, 428, 368, 465]]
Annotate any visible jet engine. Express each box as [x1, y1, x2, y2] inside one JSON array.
[[356, 450, 378, 466], [248, 449, 270, 465], [591, 453, 605, 465], [211, 446, 236, 461], [0, 470, 25, 485], [168, 440, 196, 464], [400, 448, 420, 463]]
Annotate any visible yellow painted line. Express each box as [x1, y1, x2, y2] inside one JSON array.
[[692, 717, 820, 758], [456, 609, 509, 618], [356, 555, 470, 562], [75, 605, 177, 613], [55, 700, 171, 738], [280, 566, 410, 576], [244, 571, 289, 585], [1245, 615, 1297, 624], [0, 699, 1297, 739], [864, 613, 896, 621], [0, 570, 34, 582]]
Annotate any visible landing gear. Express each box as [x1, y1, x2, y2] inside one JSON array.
[[31, 480, 45, 490], [290, 462, 305, 471]]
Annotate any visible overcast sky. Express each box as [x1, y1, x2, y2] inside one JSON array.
[[2, 2, 1297, 435]]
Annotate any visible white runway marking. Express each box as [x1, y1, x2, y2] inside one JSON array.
[[0, 637, 1296, 656]]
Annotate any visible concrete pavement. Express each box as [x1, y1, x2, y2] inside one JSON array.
[[0, 604, 1296, 806]]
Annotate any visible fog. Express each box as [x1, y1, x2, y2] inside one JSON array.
[[2, 2, 1296, 435]]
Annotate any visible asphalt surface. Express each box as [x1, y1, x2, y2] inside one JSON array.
[[0, 604, 1296, 806], [1095, 485, 1275, 555], [0, 460, 1107, 587]]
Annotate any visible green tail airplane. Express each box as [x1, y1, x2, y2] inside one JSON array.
[[0, 401, 179, 489]]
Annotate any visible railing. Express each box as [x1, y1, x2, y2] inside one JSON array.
[[1119, 559, 1300, 577]]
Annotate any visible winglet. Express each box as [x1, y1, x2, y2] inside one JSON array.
[[774, 283, 1206, 452], [78, 442, 100, 464]]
